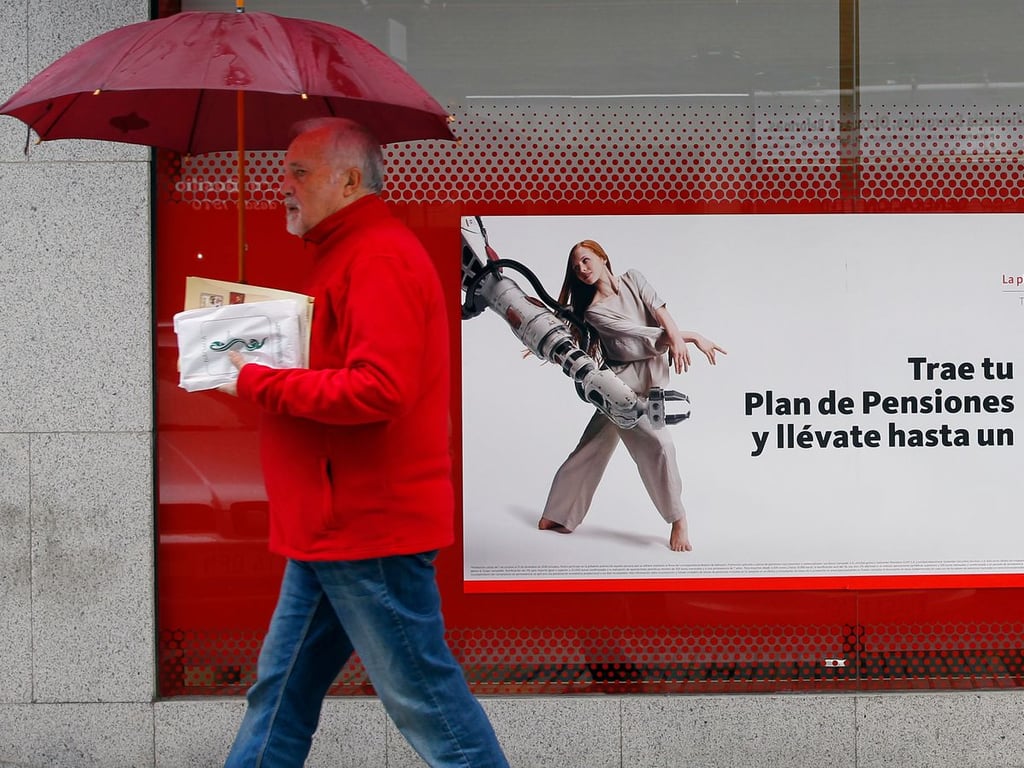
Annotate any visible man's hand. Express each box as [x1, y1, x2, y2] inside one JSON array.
[[216, 351, 247, 397]]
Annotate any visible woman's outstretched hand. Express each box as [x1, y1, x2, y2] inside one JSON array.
[[692, 334, 727, 366], [668, 333, 727, 373], [656, 306, 727, 373]]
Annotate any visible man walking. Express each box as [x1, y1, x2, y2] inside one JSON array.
[[220, 117, 509, 768]]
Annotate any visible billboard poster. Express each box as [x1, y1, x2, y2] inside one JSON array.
[[460, 213, 1024, 591]]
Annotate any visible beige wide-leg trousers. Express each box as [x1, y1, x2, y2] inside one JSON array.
[[541, 409, 685, 531]]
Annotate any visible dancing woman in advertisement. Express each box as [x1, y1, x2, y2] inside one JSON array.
[[538, 240, 726, 552]]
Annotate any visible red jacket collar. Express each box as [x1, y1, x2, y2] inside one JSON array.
[[301, 194, 389, 248]]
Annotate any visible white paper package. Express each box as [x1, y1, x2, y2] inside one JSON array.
[[173, 299, 305, 392]]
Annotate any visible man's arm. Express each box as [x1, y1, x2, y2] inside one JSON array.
[[225, 251, 436, 425]]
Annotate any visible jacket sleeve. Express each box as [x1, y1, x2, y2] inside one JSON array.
[[235, 249, 433, 425]]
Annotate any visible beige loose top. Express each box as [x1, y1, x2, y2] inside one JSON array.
[[584, 269, 670, 395]]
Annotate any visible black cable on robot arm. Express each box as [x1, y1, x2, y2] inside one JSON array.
[[462, 259, 590, 337]]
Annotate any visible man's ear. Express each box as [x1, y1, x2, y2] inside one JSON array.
[[342, 167, 363, 196]]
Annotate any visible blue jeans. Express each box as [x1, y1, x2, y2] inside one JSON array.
[[224, 552, 509, 768]]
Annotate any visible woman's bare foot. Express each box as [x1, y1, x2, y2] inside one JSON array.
[[538, 517, 573, 534], [669, 519, 692, 552]]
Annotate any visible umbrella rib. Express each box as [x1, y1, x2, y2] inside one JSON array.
[[33, 91, 85, 140], [186, 89, 205, 156]]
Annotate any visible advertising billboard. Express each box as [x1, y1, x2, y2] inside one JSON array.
[[462, 213, 1024, 591]]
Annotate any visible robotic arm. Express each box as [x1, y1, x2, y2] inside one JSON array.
[[460, 217, 689, 430]]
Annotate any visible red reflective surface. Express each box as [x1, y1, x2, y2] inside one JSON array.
[[155, 97, 1024, 695]]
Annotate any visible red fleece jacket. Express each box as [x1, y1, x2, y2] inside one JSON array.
[[236, 195, 454, 560]]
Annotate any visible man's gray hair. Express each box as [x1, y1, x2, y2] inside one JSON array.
[[291, 117, 386, 193]]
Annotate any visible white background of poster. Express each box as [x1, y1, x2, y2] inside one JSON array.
[[461, 214, 1024, 584]]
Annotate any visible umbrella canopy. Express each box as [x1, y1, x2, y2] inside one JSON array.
[[0, 10, 455, 281], [0, 10, 455, 153]]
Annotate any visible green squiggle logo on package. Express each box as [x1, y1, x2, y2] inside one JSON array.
[[210, 337, 267, 352]]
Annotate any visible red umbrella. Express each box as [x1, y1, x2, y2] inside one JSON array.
[[0, 10, 454, 152], [0, 8, 455, 278]]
